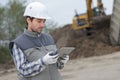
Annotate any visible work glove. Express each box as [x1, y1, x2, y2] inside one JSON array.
[[57, 55, 69, 69], [42, 51, 59, 65], [59, 55, 69, 64]]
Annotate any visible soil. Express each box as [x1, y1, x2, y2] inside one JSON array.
[[1, 52, 120, 80], [50, 15, 120, 59]]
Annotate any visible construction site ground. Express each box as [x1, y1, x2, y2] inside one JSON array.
[[0, 15, 120, 80], [0, 52, 120, 80]]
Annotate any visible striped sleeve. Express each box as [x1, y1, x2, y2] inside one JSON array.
[[11, 43, 46, 77]]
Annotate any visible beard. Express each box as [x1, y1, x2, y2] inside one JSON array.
[[31, 28, 42, 34]]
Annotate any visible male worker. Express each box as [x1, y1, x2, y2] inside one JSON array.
[[9, 1, 69, 80]]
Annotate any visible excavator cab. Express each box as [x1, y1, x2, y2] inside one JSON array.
[[72, 10, 90, 30], [72, 0, 106, 34]]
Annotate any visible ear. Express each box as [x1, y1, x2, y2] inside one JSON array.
[[26, 17, 31, 24]]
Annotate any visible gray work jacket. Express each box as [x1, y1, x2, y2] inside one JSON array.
[[9, 30, 63, 80]]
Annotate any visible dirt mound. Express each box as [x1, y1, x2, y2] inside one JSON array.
[[50, 15, 120, 59]]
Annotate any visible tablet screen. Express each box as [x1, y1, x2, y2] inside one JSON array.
[[58, 47, 75, 57]]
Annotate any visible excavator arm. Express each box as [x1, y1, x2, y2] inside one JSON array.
[[86, 0, 94, 21]]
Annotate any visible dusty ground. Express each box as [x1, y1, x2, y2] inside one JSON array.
[[0, 51, 120, 80], [61, 52, 120, 80]]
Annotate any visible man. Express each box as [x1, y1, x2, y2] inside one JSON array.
[[9, 2, 69, 80]]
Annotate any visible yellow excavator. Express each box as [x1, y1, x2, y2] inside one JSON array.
[[72, 0, 106, 35], [72, 0, 120, 45]]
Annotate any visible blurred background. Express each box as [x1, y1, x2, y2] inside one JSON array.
[[0, 0, 114, 26]]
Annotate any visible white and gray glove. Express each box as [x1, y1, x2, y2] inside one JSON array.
[[42, 51, 59, 65], [57, 55, 69, 69], [59, 55, 69, 64]]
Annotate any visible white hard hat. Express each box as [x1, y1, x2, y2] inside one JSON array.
[[23, 2, 51, 19]]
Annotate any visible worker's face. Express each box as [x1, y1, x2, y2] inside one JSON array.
[[27, 17, 46, 33]]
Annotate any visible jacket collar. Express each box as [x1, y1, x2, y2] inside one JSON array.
[[24, 29, 41, 37]]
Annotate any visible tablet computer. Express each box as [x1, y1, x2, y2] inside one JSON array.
[[58, 47, 75, 57]]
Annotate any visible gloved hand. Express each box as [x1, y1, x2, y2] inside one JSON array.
[[42, 51, 59, 65], [59, 55, 69, 64]]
